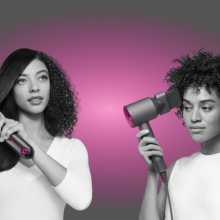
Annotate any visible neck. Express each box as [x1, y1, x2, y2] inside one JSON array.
[[18, 111, 50, 139], [201, 132, 220, 155]]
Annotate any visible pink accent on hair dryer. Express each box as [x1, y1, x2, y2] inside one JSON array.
[[5, 134, 34, 159]]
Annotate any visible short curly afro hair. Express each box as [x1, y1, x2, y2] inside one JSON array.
[[164, 48, 220, 125]]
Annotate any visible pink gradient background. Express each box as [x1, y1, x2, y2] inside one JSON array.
[[1, 15, 220, 209]]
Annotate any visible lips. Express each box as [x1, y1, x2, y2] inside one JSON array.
[[189, 126, 205, 134], [28, 96, 43, 101], [190, 126, 205, 129]]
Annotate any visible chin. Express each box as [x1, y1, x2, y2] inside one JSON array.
[[189, 131, 208, 142], [191, 136, 206, 142], [27, 102, 48, 113], [190, 132, 220, 143], [20, 106, 46, 115], [190, 135, 201, 142]]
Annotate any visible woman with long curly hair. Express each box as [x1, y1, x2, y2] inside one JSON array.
[[0, 48, 92, 220], [138, 49, 220, 220]]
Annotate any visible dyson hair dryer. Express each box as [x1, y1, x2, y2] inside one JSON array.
[[123, 88, 181, 184], [5, 134, 35, 159]]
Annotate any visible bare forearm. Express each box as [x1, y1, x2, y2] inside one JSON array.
[[31, 140, 67, 187], [139, 170, 160, 220]]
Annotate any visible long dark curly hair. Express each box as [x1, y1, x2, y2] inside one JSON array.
[[0, 48, 79, 171], [164, 48, 220, 125]]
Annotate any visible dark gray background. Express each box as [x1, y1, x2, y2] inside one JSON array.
[[1, 0, 220, 34], [1, 0, 220, 219]]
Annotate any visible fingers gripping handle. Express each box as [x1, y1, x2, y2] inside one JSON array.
[[139, 122, 168, 183], [139, 122, 155, 138]]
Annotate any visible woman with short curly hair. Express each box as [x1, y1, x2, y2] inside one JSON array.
[[138, 49, 220, 220], [0, 48, 92, 220]]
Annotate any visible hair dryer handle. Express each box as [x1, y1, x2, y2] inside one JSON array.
[[139, 122, 167, 175], [139, 122, 155, 138]]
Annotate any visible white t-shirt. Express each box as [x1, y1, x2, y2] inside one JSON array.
[[165, 151, 220, 220], [0, 137, 92, 220]]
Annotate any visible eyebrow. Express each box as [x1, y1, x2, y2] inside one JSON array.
[[19, 70, 48, 77], [183, 98, 216, 104]]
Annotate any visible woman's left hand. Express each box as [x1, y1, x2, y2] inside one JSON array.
[[0, 112, 29, 143]]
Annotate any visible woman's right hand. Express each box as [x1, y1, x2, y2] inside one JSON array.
[[136, 129, 163, 172]]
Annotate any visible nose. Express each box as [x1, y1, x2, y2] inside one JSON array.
[[29, 80, 40, 93], [190, 108, 202, 123]]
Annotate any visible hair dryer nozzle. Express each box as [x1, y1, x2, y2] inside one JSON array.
[[123, 98, 159, 128], [123, 106, 135, 128]]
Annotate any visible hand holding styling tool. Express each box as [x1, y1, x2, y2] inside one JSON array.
[[0, 113, 34, 159], [5, 134, 35, 159], [123, 88, 181, 183]]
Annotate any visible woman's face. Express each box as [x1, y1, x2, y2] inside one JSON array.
[[183, 86, 220, 143], [13, 59, 50, 116]]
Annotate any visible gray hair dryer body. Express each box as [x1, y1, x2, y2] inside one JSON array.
[[123, 89, 181, 184]]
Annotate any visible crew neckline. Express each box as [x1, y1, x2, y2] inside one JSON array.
[[199, 150, 220, 157]]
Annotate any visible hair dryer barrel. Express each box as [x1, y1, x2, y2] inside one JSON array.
[[123, 97, 160, 128]]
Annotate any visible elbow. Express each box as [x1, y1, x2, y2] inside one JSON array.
[[53, 169, 93, 210], [74, 185, 92, 211], [76, 190, 92, 211]]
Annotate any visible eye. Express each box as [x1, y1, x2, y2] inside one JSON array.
[[202, 106, 211, 111], [183, 105, 192, 111], [16, 78, 26, 84], [39, 75, 48, 81]]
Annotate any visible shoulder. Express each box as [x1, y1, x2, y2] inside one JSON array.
[[53, 137, 89, 166], [55, 137, 88, 154], [167, 151, 200, 180], [55, 136, 85, 146], [175, 151, 200, 167], [60, 137, 85, 145]]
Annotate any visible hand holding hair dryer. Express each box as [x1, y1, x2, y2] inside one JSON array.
[[5, 134, 35, 159], [123, 88, 181, 184]]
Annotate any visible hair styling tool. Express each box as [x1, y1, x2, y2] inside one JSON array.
[[5, 134, 35, 159], [123, 88, 181, 184]]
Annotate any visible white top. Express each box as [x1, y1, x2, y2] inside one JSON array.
[[165, 151, 220, 220], [0, 137, 92, 220]]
